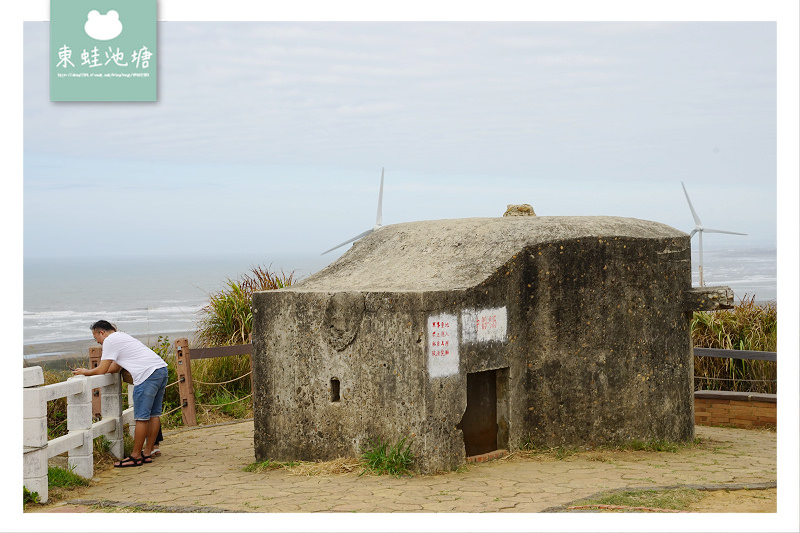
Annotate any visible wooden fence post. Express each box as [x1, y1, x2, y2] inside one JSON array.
[[89, 347, 102, 419], [175, 338, 197, 427]]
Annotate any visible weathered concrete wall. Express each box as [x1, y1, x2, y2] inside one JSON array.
[[516, 236, 695, 446], [252, 290, 471, 472], [252, 216, 704, 473]]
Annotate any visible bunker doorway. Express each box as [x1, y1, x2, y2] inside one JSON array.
[[461, 368, 508, 457]]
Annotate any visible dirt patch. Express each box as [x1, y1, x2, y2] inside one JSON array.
[[687, 488, 776, 513], [571, 488, 777, 513]]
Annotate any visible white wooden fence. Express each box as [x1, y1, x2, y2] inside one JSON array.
[[23, 366, 134, 503]]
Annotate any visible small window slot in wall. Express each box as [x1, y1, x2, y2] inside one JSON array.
[[330, 378, 340, 402]]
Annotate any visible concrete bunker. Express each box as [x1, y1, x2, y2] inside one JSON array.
[[251, 216, 732, 473]]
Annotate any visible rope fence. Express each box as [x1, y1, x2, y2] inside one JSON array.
[[196, 394, 252, 409], [192, 372, 252, 387], [162, 404, 184, 417]]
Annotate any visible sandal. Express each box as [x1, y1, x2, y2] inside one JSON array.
[[151, 448, 161, 457], [114, 455, 143, 468], [141, 454, 153, 464]]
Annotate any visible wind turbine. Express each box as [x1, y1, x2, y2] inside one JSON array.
[[322, 168, 385, 255], [681, 181, 747, 287]]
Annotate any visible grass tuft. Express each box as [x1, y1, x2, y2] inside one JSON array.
[[244, 459, 300, 473], [359, 437, 415, 477], [244, 458, 360, 476], [518, 445, 579, 460], [519, 437, 702, 459], [48, 465, 90, 489], [574, 487, 704, 511]]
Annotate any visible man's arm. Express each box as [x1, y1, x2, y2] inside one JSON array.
[[72, 359, 119, 376]]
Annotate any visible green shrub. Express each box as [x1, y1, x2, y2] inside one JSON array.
[[23, 487, 40, 505]]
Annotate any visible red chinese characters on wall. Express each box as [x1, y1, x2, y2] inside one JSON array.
[[476, 313, 498, 331], [429, 320, 452, 357], [427, 314, 459, 378], [461, 307, 507, 343]]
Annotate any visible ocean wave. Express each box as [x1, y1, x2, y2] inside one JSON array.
[[23, 305, 205, 345]]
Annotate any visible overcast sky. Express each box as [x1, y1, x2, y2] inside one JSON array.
[[21, 17, 782, 260]]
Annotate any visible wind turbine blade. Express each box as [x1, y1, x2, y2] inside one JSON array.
[[702, 228, 747, 236], [375, 167, 384, 227], [689, 228, 698, 238], [321, 228, 374, 255], [681, 182, 702, 226]]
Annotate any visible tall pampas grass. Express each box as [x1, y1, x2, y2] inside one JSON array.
[[189, 265, 296, 407]]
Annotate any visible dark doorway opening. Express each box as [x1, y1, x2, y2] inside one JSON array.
[[462, 369, 499, 456]]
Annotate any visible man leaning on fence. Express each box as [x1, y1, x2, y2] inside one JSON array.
[[72, 320, 168, 467]]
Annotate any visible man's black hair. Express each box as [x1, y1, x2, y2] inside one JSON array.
[[90, 320, 117, 332]]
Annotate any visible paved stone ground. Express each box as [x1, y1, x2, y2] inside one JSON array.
[[29, 420, 777, 516]]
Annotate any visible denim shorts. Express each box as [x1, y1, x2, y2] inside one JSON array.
[[132, 366, 168, 421]]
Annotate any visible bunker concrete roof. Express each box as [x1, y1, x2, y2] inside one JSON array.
[[293, 216, 686, 292]]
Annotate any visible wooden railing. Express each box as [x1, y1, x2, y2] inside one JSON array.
[[23, 366, 134, 503], [174, 337, 253, 427], [73, 337, 254, 429], [693, 347, 776, 362]]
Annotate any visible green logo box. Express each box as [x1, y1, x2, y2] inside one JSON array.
[[50, 0, 157, 101]]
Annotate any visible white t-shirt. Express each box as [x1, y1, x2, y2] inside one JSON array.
[[101, 331, 168, 386]]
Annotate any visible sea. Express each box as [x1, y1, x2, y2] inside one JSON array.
[[22, 253, 338, 362], [22, 245, 778, 363]]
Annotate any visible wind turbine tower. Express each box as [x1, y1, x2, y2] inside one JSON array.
[[322, 168, 385, 255], [681, 181, 747, 287]]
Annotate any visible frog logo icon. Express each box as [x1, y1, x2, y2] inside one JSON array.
[[84, 9, 123, 41]]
